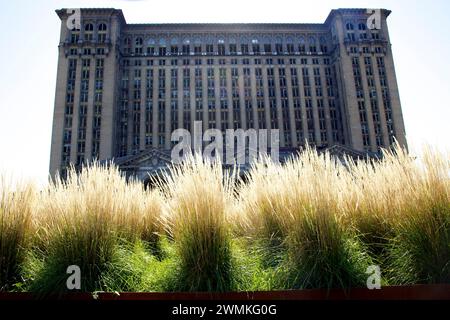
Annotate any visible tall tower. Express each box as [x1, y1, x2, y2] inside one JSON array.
[[50, 8, 125, 178], [326, 9, 407, 152]]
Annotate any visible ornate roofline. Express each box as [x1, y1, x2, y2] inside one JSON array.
[[112, 147, 172, 168], [324, 8, 392, 25], [123, 23, 329, 33], [56, 8, 391, 31], [55, 8, 126, 24]]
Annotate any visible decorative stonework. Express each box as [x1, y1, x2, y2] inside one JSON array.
[[109, 144, 377, 182], [49, 8, 407, 180]]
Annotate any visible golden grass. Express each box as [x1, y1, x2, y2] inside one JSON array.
[[234, 144, 449, 286], [0, 145, 448, 292], [158, 155, 237, 291], [24, 163, 163, 293], [0, 178, 35, 290]]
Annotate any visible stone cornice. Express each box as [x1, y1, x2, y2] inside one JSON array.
[[55, 8, 126, 24], [124, 23, 328, 33], [324, 8, 392, 25], [55, 7, 393, 31]]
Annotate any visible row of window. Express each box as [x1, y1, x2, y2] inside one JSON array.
[[70, 23, 107, 44], [346, 31, 381, 42], [124, 35, 328, 46], [122, 57, 330, 68], [68, 47, 107, 56], [352, 55, 394, 151], [124, 41, 329, 56], [345, 22, 371, 31], [118, 57, 341, 154], [121, 68, 336, 99], [84, 23, 107, 31], [117, 107, 341, 153], [62, 58, 105, 171], [348, 46, 385, 54]]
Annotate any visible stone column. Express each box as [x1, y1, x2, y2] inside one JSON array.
[[286, 64, 298, 146], [164, 63, 171, 149], [85, 57, 95, 159], [70, 57, 82, 164], [273, 64, 285, 147], [139, 62, 146, 151], [359, 55, 377, 152]]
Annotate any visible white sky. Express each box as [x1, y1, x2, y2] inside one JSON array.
[[0, 0, 449, 185]]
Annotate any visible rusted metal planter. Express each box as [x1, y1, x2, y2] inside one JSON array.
[[0, 284, 449, 300]]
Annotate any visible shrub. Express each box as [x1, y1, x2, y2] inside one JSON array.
[[101, 238, 179, 292], [160, 156, 237, 292], [27, 163, 163, 294], [0, 180, 34, 291], [387, 147, 450, 284], [238, 148, 372, 289], [3, 145, 450, 293]]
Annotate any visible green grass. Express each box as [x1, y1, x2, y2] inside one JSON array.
[[282, 218, 372, 289], [100, 238, 179, 292], [0, 145, 449, 293], [0, 182, 34, 291], [387, 197, 450, 284], [159, 157, 238, 292]]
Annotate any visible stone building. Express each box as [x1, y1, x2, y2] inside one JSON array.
[[50, 8, 407, 179]]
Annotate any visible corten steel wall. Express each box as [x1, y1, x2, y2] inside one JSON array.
[[1, 285, 449, 300]]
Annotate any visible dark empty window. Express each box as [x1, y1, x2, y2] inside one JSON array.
[[218, 44, 225, 55], [229, 44, 237, 54], [182, 45, 190, 55], [275, 43, 283, 54], [241, 44, 249, 54]]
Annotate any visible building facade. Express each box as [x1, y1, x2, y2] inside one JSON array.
[[50, 8, 407, 179]]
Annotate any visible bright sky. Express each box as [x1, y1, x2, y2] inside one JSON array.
[[0, 0, 449, 184]]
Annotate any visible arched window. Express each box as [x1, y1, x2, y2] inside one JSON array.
[[170, 38, 179, 55], [146, 38, 156, 55], [286, 36, 294, 54], [298, 36, 306, 53], [309, 36, 317, 53], [358, 22, 366, 31], [158, 38, 167, 56], [84, 23, 94, 41], [97, 23, 107, 43], [251, 38, 260, 54], [319, 36, 328, 53], [274, 36, 283, 54], [346, 22, 356, 41], [135, 37, 143, 54]]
